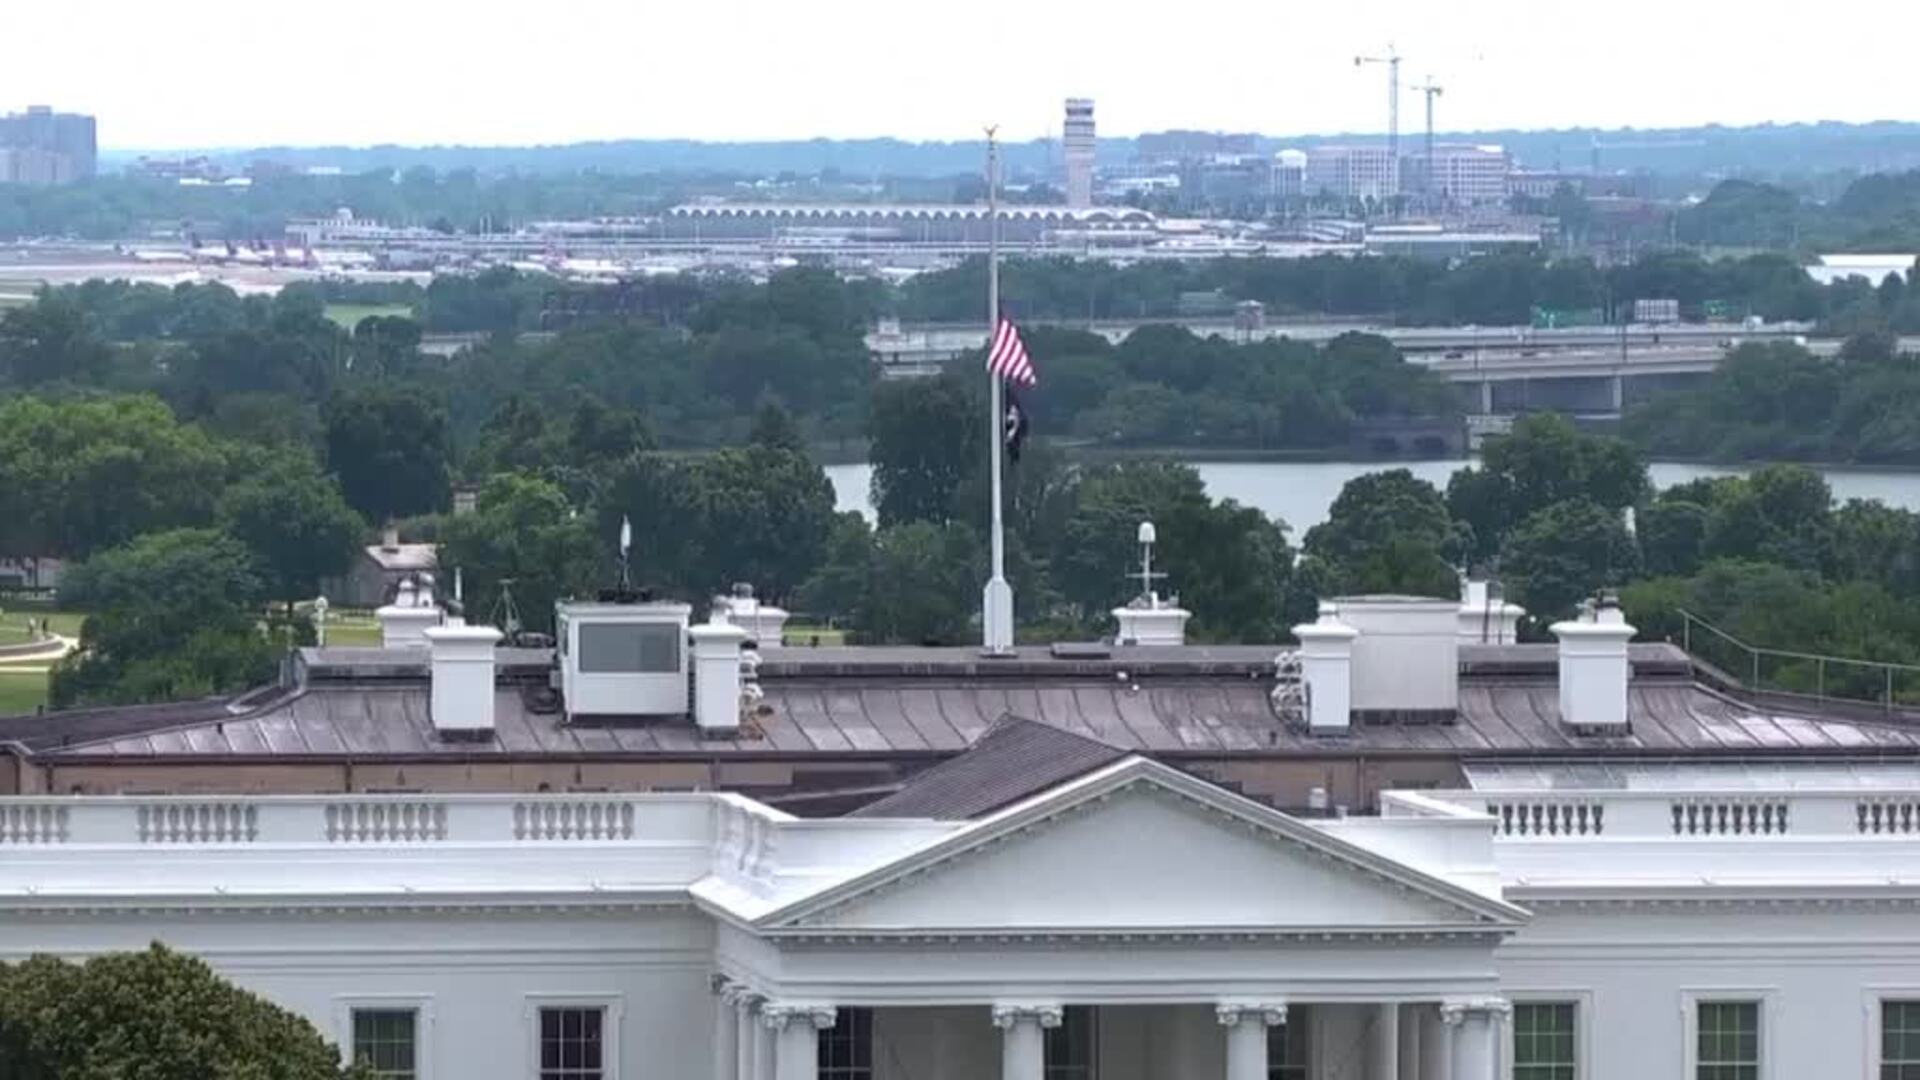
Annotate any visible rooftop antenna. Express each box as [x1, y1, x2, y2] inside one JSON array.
[[1131, 521, 1168, 607], [617, 514, 633, 592], [489, 579, 524, 642]]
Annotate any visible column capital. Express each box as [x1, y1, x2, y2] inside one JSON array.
[[1440, 996, 1511, 1026], [991, 1004, 1064, 1030], [723, 983, 760, 1009], [1215, 1002, 1288, 1028], [761, 1003, 837, 1031]]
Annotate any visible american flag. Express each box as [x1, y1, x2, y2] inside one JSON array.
[[986, 315, 1037, 386]]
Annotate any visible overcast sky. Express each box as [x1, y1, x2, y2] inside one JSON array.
[[5, 0, 1914, 149]]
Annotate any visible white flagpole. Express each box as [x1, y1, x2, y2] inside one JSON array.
[[982, 126, 1014, 654]]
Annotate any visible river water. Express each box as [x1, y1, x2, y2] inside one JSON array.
[[824, 459, 1920, 532]]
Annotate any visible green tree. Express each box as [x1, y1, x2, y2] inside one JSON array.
[[869, 373, 980, 527], [1501, 500, 1641, 623], [439, 473, 600, 635], [1451, 413, 1648, 559], [1637, 499, 1709, 578], [50, 529, 277, 707], [600, 444, 836, 604], [0, 395, 226, 561], [1301, 469, 1463, 598], [0, 943, 362, 1080], [220, 447, 365, 611], [1051, 462, 1298, 641], [323, 382, 453, 523], [853, 521, 982, 645], [0, 292, 113, 388]]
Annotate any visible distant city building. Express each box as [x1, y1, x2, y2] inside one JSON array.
[[1063, 98, 1096, 208], [1134, 130, 1260, 166], [1409, 144, 1511, 206], [0, 105, 95, 186], [1303, 144, 1398, 202], [1272, 149, 1307, 199], [133, 155, 225, 183], [1506, 169, 1588, 201]]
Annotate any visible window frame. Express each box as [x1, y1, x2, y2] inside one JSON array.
[[524, 994, 624, 1080], [333, 994, 434, 1080], [1864, 988, 1920, 1080], [1681, 989, 1773, 1080], [1266, 1003, 1310, 1080], [818, 1005, 874, 1080], [1508, 990, 1591, 1080], [1043, 1005, 1098, 1080], [575, 622, 680, 674]]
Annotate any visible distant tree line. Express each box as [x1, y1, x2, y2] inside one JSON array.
[[896, 249, 1916, 330]]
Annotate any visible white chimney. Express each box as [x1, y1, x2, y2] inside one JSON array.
[[1551, 595, 1636, 732], [1458, 578, 1526, 644], [1336, 596, 1461, 718], [689, 616, 749, 736], [1293, 605, 1359, 732], [377, 576, 442, 649], [1113, 520, 1191, 646], [424, 623, 502, 738]]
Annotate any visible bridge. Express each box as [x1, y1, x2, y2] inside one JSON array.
[[869, 318, 1915, 422]]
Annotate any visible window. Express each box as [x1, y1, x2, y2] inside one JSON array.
[[818, 1007, 873, 1080], [1514, 1002, 1577, 1080], [577, 623, 679, 674], [1267, 1006, 1308, 1080], [1697, 1001, 1759, 1080], [1045, 1006, 1096, 1080], [539, 1007, 605, 1080], [351, 1008, 418, 1080], [1885, 1001, 1920, 1080]]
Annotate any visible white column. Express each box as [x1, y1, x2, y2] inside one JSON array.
[[993, 1005, 1061, 1080], [1217, 1003, 1285, 1080], [1442, 998, 1509, 1080], [734, 993, 760, 1080], [1369, 1003, 1400, 1080], [1420, 1004, 1450, 1080], [714, 980, 741, 1080], [753, 999, 777, 1080], [1397, 1004, 1422, 1080], [764, 1005, 835, 1080]]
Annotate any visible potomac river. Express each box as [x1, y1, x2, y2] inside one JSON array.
[[824, 459, 1920, 532]]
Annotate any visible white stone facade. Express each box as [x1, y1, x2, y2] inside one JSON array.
[[5, 758, 1920, 1078]]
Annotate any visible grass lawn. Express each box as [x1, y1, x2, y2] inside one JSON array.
[[781, 623, 845, 647], [324, 303, 415, 330], [0, 671, 48, 716], [324, 616, 384, 647]]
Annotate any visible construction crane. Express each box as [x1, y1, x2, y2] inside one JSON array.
[[1354, 46, 1402, 193], [1410, 77, 1444, 206]]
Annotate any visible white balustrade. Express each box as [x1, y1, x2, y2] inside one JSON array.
[[1670, 797, 1790, 836], [1431, 790, 1920, 840], [1486, 799, 1606, 837], [137, 801, 258, 843], [325, 801, 448, 843], [512, 799, 636, 841], [0, 802, 67, 844]]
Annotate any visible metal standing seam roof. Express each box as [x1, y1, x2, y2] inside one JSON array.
[[45, 657, 1920, 761]]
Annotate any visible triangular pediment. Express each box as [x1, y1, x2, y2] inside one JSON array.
[[762, 759, 1524, 935]]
